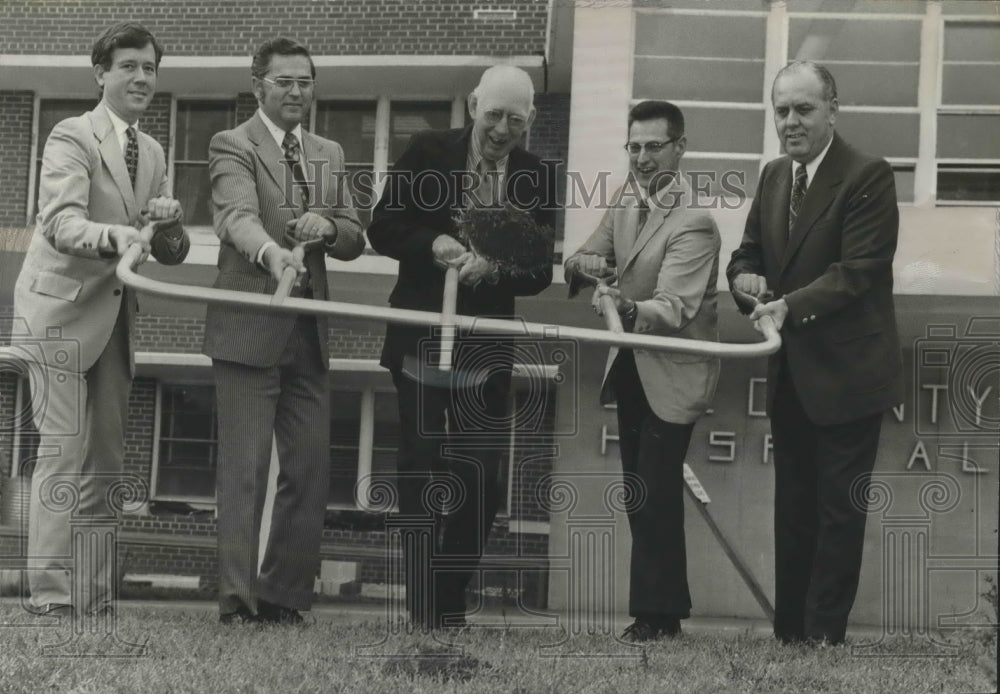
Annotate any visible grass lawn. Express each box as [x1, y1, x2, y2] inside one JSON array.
[[0, 601, 995, 694]]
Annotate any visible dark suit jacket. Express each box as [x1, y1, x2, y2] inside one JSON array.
[[202, 113, 365, 367], [727, 133, 903, 426], [367, 126, 557, 371]]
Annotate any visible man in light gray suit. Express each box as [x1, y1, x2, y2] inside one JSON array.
[[13, 22, 189, 616], [203, 37, 364, 624], [565, 100, 720, 642]]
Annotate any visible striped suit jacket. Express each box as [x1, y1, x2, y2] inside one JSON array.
[[202, 113, 365, 367]]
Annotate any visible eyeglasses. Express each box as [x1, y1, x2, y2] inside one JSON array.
[[482, 109, 528, 130], [261, 76, 316, 91], [624, 138, 679, 155]]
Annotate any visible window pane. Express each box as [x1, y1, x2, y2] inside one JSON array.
[[835, 112, 919, 159], [942, 65, 1000, 106], [175, 101, 234, 162], [943, 21, 1000, 62], [633, 57, 765, 103], [635, 14, 766, 60], [937, 114, 1000, 159], [683, 158, 759, 201], [937, 165, 1000, 204], [156, 385, 217, 500], [38, 99, 95, 157], [329, 391, 362, 506], [891, 166, 914, 204], [788, 18, 921, 62], [174, 163, 213, 226], [314, 101, 377, 164], [389, 101, 452, 161], [788, 0, 924, 13], [346, 164, 376, 228], [681, 106, 765, 154]]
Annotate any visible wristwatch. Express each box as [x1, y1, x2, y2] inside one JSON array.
[[618, 299, 638, 330]]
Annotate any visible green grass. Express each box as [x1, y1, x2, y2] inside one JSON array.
[[0, 602, 995, 694]]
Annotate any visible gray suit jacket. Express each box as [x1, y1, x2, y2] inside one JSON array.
[[202, 113, 365, 367], [566, 177, 721, 424], [13, 102, 187, 374]]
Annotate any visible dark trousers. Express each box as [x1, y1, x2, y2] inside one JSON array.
[[390, 367, 510, 627], [213, 316, 330, 614], [610, 350, 694, 620], [771, 367, 882, 644]]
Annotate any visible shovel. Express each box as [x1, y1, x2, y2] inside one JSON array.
[[576, 270, 624, 334], [272, 230, 325, 306]]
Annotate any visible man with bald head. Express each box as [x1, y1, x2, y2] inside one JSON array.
[[369, 65, 556, 630], [727, 61, 902, 645]]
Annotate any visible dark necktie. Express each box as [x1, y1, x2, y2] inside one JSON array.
[[125, 126, 139, 190], [472, 158, 498, 207], [282, 130, 310, 210], [789, 163, 807, 233]]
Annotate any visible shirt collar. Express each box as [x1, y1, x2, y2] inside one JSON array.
[[794, 135, 834, 189], [103, 102, 138, 137], [258, 109, 303, 151], [467, 131, 508, 175]]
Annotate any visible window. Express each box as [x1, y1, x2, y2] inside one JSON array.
[[32, 99, 96, 219], [314, 99, 455, 225], [154, 384, 217, 501], [632, 8, 767, 199], [787, 11, 922, 202], [936, 19, 1000, 205], [314, 101, 378, 227], [173, 101, 236, 225]]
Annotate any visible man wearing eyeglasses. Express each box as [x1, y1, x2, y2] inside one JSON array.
[[368, 65, 557, 630], [564, 100, 721, 642], [203, 37, 364, 625]]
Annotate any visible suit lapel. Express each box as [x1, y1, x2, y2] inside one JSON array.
[[780, 135, 844, 272], [247, 114, 294, 205], [622, 178, 684, 272], [134, 133, 155, 206], [768, 160, 791, 266], [300, 130, 329, 208], [91, 104, 137, 220]]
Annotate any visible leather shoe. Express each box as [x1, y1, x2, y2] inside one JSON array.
[[621, 617, 682, 642], [219, 604, 258, 625], [26, 602, 73, 617], [257, 599, 304, 625]]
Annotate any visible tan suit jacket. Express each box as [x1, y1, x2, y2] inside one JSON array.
[[567, 178, 721, 424], [14, 102, 183, 373], [202, 113, 364, 367]]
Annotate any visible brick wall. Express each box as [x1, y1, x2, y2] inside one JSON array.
[[529, 92, 569, 249], [144, 93, 172, 154], [0, 1, 548, 57], [0, 93, 34, 228]]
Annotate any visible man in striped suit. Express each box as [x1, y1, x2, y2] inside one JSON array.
[[202, 37, 364, 624]]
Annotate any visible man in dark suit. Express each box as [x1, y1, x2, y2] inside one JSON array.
[[565, 100, 720, 642], [727, 61, 903, 645], [368, 65, 556, 629], [203, 37, 364, 625], [13, 22, 189, 617]]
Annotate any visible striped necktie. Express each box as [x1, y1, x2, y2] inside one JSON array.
[[125, 126, 139, 190], [282, 131, 310, 210], [789, 163, 807, 233]]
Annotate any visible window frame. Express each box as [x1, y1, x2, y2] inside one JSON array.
[[169, 98, 238, 227]]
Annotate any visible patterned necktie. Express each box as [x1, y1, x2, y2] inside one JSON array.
[[282, 130, 309, 210], [789, 163, 807, 233], [125, 126, 139, 190]]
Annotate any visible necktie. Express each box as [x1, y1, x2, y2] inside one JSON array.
[[125, 126, 139, 190], [789, 163, 807, 233], [636, 199, 649, 231], [282, 131, 310, 210], [472, 158, 499, 208]]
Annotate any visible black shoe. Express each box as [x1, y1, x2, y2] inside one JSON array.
[[219, 604, 258, 625], [621, 617, 681, 642], [26, 602, 73, 617], [257, 599, 304, 625]]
